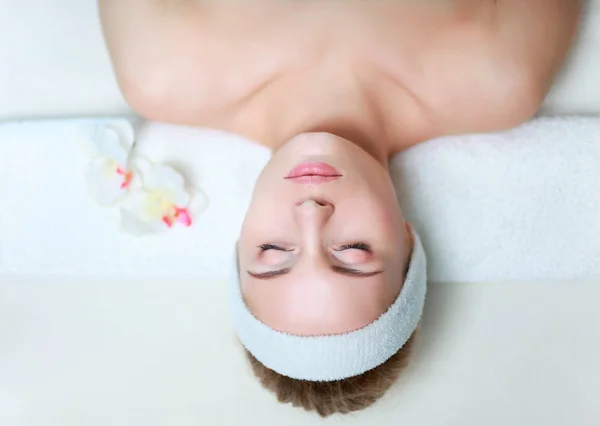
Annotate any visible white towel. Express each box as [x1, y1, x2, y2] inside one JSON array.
[[0, 117, 599, 282], [392, 117, 600, 282]]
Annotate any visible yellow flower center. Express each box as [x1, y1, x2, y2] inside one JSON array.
[[103, 159, 120, 176], [144, 189, 176, 219]]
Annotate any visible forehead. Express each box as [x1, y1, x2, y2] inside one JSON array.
[[241, 264, 404, 336], [236, 225, 414, 336]]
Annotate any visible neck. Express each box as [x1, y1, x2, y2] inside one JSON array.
[[267, 66, 400, 166]]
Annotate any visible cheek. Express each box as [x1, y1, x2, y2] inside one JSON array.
[[380, 205, 403, 230], [357, 198, 404, 240], [371, 188, 404, 226], [240, 197, 293, 244]]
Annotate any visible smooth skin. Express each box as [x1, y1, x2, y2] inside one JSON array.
[[100, 0, 581, 335]]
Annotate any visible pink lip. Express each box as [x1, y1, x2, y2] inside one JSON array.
[[285, 162, 342, 184]]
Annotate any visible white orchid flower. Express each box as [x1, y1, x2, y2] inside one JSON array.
[[80, 120, 137, 206], [120, 162, 208, 236], [80, 120, 209, 235]]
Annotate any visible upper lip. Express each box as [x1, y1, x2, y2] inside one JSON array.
[[284, 175, 342, 186]]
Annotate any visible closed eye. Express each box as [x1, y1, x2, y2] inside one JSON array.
[[336, 243, 372, 252], [260, 243, 370, 252], [247, 266, 383, 280], [259, 244, 293, 252]]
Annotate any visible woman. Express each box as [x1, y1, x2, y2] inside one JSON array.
[[100, 0, 581, 416]]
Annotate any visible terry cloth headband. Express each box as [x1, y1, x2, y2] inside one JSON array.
[[230, 229, 427, 382]]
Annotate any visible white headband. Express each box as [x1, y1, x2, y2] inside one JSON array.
[[230, 230, 427, 382]]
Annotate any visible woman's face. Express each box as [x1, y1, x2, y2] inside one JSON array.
[[238, 133, 413, 336]]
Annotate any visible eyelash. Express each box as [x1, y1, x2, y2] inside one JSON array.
[[337, 243, 372, 252], [259, 243, 371, 252], [259, 244, 291, 252]]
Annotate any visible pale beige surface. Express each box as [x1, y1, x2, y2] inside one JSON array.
[[1, 279, 599, 426]]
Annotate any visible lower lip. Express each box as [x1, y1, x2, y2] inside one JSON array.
[[285, 162, 342, 183]]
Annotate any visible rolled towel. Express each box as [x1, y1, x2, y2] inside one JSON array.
[[0, 116, 598, 282]]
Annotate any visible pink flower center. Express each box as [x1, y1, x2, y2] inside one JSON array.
[[161, 207, 192, 228], [115, 166, 133, 189]]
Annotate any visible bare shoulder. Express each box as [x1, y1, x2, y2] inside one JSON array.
[[99, 0, 258, 124], [99, 0, 207, 121], [99, 0, 310, 126], [402, 0, 582, 136]]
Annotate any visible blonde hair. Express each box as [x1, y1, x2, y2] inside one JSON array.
[[245, 332, 417, 417]]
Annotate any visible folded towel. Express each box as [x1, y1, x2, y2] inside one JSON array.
[[0, 117, 599, 282], [392, 116, 600, 282]]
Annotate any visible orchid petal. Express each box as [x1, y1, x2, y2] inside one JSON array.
[[171, 187, 190, 207], [145, 165, 186, 192], [121, 189, 174, 221], [106, 120, 135, 151], [120, 209, 167, 236], [120, 190, 173, 235], [142, 164, 190, 206], [85, 158, 129, 206], [121, 190, 156, 222], [129, 157, 153, 181], [188, 188, 209, 217], [88, 125, 129, 165]]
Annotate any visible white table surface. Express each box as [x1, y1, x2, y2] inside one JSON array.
[[1, 279, 599, 426]]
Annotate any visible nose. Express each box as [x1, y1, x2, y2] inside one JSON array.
[[295, 199, 334, 217], [293, 199, 334, 248]]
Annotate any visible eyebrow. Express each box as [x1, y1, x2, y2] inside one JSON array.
[[247, 266, 384, 280]]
